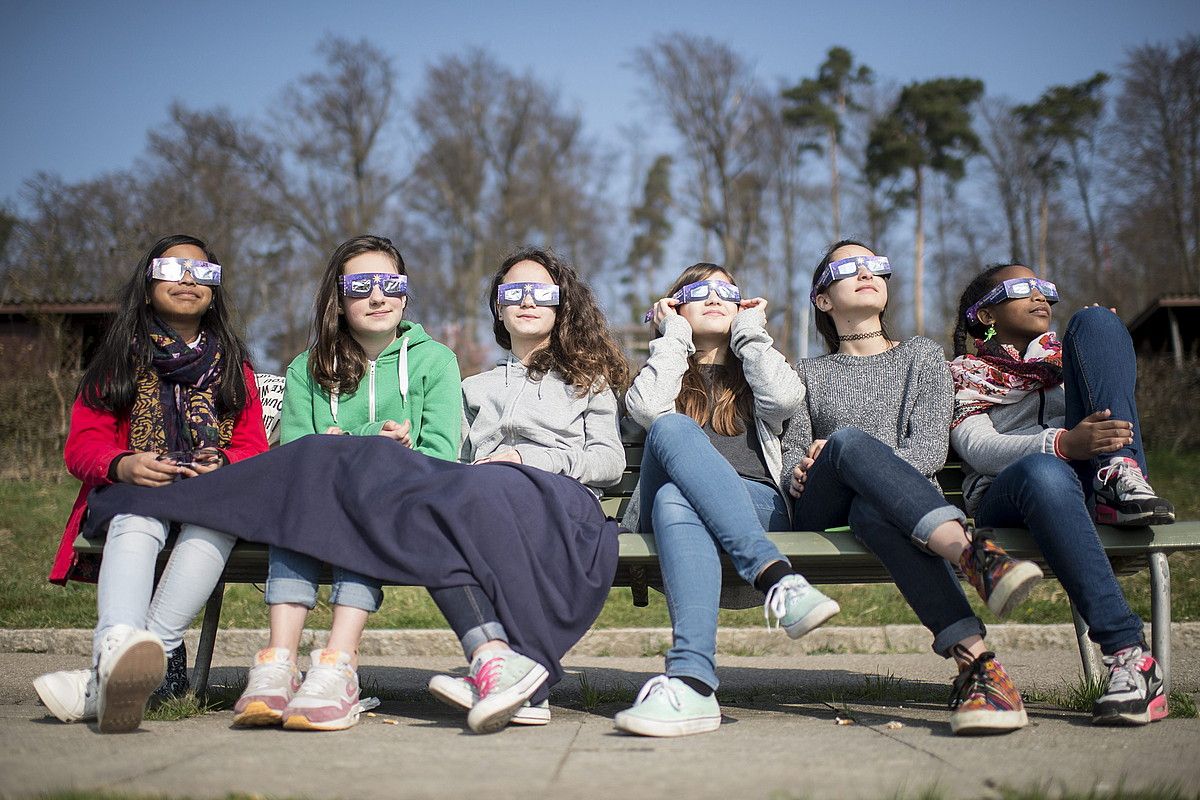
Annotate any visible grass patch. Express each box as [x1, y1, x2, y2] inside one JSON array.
[[1169, 690, 1197, 718], [573, 671, 636, 710]]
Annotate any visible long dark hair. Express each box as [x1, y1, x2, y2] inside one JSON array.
[[951, 263, 1019, 356], [661, 262, 754, 436], [489, 246, 630, 394], [309, 235, 407, 394], [810, 238, 892, 354], [78, 234, 250, 415]]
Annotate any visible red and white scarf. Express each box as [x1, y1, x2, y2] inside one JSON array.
[[948, 332, 1063, 429]]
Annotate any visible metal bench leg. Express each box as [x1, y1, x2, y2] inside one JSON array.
[[1149, 552, 1171, 698], [192, 580, 225, 700], [630, 566, 649, 608], [1069, 599, 1101, 685]]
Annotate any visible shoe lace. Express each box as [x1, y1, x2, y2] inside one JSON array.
[[635, 675, 682, 711], [948, 651, 993, 709], [245, 659, 296, 692], [1102, 646, 1144, 694], [763, 576, 809, 629], [1097, 459, 1154, 498], [296, 663, 352, 698], [471, 656, 505, 698]]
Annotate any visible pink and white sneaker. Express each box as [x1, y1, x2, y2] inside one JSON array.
[[1092, 645, 1169, 725], [232, 647, 303, 727], [465, 649, 548, 734], [1093, 457, 1175, 526], [427, 673, 551, 725], [281, 649, 364, 731]]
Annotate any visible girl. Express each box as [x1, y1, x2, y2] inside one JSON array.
[[84, 246, 626, 735], [33, 234, 268, 733], [782, 239, 1043, 736], [950, 263, 1172, 725], [613, 263, 839, 738], [234, 234, 461, 731]]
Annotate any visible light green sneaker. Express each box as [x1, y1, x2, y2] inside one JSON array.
[[613, 676, 721, 737], [764, 574, 840, 639], [465, 649, 548, 734]]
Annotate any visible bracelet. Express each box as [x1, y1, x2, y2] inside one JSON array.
[[1052, 429, 1067, 460]]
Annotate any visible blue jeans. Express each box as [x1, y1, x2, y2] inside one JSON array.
[[265, 546, 383, 613], [428, 583, 509, 659], [1063, 306, 1148, 490], [640, 414, 792, 689], [792, 427, 984, 656]]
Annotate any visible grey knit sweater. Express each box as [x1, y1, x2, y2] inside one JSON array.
[[780, 337, 953, 488]]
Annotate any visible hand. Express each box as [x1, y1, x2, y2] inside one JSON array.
[[179, 448, 223, 479], [116, 452, 182, 487], [806, 438, 827, 463], [473, 450, 523, 465], [1084, 302, 1118, 314], [1058, 410, 1134, 460], [789, 459, 815, 498], [324, 425, 344, 435], [378, 419, 412, 448], [649, 297, 681, 331], [739, 297, 768, 314]]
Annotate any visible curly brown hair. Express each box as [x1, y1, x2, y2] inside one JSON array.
[[660, 263, 754, 436], [489, 246, 630, 394]]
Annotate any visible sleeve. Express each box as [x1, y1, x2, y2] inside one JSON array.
[[412, 350, 462, 461], [951, 412, 1064, 476], [729, 307, 805, 435], [778, 402, 815, 490], [458, 389, 477, 463], [893, 343, 953, 477], [280, 357, 321, 444], [220, 364, 270, 463], [62, 397, 128, 486], [514, 387, 625, 487], [623, 315, 693, 431]]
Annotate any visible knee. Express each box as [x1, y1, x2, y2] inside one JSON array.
[[647, 413, 700, 446], [825, 427, 873, 458], [1013, 453, 1082, 498], [107, 513, 168, 548], [650, 483, 699, 533], [1067, 305, 1125, 339]]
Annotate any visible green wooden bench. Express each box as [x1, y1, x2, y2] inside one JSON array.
[[74, 440, 1200, 700]]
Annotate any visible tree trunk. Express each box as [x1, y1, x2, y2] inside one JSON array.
[[1069, 141, 1103, 274], [1038, 182, 1050, 272], [829, 125, 841, 240], [913, 165, 925, 336]]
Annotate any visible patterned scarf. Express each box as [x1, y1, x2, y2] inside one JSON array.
[[128, 318, 233, 453], [948, 332, 1063, 429]]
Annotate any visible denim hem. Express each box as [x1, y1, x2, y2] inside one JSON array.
[[460, 622, 509, 660], [911, 505, 966, 547], [1097, 631, 1148, 657], [664, 668, 719, 691], [931, 616, 987, 657], [329, 582, 384, 613], [264, 578, 318, 609]]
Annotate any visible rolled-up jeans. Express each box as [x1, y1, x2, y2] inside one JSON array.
[[94, 513, 236, 664], [265, 546, 383, 613]]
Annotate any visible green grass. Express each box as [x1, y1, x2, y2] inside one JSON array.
[[2, 451, 1198, 630]]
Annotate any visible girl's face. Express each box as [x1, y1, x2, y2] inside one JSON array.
[[678, 270, 739, 338], [340, 251, 406, 338], [148, 243, 214, 325], [816, 244, 888, 315], [499, 260, 557, 343], [976, 264, 1052, 342]]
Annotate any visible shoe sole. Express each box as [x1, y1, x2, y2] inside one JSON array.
[[281, 710, 360, 731], [1093, 694, 1169, 726], [1095, 503, 1175, 527], [98, 640, 166, 733], [783, 599, 841, 640], [33, 674, 89, 724], [467, 663, 549, 734], [950, 707, 1028, 735], [232, 700, 285, 727], [613, 711, 722, 737], [428, 677, 550, 725], [987, 561, 1043, 619]]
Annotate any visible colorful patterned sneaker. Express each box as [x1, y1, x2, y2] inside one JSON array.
[[464, 649, 549, 734], [427, 673, 551, 725], [33, 669, 97, 723], [1092, 645, 1168, 725], [95, 624, 166, 734], [763, 574, 841, 639], [233, 647, 303, 727], [613, 675, 721, 737], [1094, 457, 1176, 526], [281, 649, 364, 731], [149, 644, 190, 707], [959, 528, 1043, 618], [949, 651, 1028, 735]]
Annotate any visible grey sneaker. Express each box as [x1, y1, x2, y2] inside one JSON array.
[[764, 574, 841, 639], [427, 673, 551, 725], [233, 647, 303, 727], [33, 669, 97, 723], [464, 650, 548, 734], [614, 675, 721, 737], [1094, 457, 1175, 526], [95, 624, 166, 733]]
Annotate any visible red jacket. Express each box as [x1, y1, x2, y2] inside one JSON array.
[[50, 363, 269, 584]]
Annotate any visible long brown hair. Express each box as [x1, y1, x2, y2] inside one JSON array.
[[664, 263, 754, 436], [309, 235, 407, 393], [489, 246, 630, 394]]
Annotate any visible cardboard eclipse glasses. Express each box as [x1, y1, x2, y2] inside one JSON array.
[[148, 257, 222, 285]]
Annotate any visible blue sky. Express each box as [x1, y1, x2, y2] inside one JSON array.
[[2, 0, 1198, 206]]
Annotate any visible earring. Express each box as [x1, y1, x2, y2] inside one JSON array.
[[983, 324, 996, 342]]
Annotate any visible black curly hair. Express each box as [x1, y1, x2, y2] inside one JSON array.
[[951, 262, 1024, 356]]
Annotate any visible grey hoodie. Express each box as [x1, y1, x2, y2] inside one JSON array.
[[460, 353, 624, 493]]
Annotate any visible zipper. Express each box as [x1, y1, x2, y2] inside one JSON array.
[[368, 360, 377, 422], [1037, 389, 1047, 428]]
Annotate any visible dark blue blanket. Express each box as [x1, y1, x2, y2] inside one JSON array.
[[84, 435, 619, 686]]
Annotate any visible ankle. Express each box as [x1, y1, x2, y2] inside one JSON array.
[[754, 561, 796, 594]]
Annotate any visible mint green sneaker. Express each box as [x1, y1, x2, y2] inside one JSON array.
[[613, 676, 721, 737], [764, 574, 840, 639], [465, 649, 548, 734]]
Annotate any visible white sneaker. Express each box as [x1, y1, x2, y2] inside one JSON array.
[[96, 624, 166, 733], [427, 673, 551, 725], [233, 647, 303, 727], [465, 649, 548, 734], [33, 669, 97, 723], [763, 574, 840, 639], [281, 649, 364, 731], [613, 676, 721, 737]]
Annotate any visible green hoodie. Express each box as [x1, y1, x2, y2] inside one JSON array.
[[281, 320, 462, 461]]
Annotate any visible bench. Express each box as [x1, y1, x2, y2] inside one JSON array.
[[74, 438, 1200, 700]]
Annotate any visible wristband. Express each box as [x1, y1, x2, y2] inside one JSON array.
[[1052, 429, 1067, 460]]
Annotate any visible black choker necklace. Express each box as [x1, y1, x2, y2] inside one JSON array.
[[838, 330, 885, 342]]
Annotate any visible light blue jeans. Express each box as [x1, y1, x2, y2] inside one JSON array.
[[94, 513, 236, 664], [265, 546, 383, 613], [639, 414, 792, 690]]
